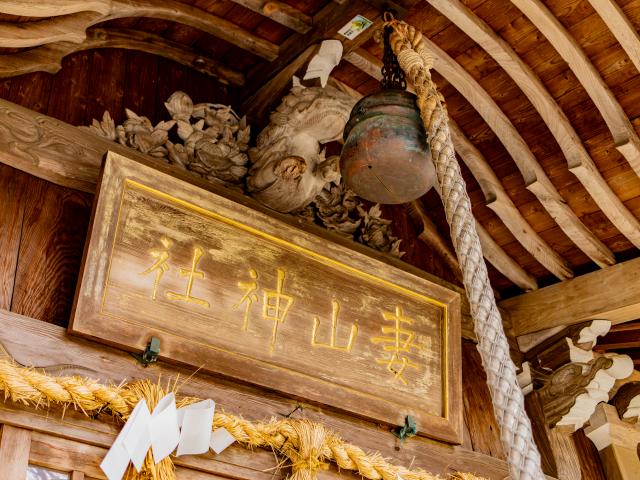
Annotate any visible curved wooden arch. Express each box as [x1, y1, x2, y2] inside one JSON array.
[[511, 0, 640, 177], [343, 49, 571, 280], [0, 28, 245, 86], [0, 13, 100, 48], [448, 119, 571, 281], [427, 0, 640, 251], [587, 0, 640, 73], [0, 0, 279, 61], [419, 36, 614, 268], [0, 0, 111, 16]]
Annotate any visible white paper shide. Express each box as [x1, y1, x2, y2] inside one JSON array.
[[100, 394, 234, 480]]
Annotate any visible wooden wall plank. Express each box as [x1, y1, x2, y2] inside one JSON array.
[[11, 177, 92, 326], [0, 424, 31, 480], [0, 164, 27, 310], [461, 340, 506, 460], [47, 51, 91, 126], [85, 49, 126, 126]]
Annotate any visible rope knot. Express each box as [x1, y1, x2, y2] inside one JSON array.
[[282, 419, 331, 480]]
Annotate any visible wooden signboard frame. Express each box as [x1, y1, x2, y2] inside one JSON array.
[[71, 151, 462, 444]]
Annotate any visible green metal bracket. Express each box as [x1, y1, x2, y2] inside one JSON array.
[[132, 337, 160, 367]]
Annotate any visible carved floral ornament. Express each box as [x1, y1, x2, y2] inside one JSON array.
[[85, 87, 404, 258]]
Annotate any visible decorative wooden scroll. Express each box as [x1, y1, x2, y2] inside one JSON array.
[[70, 151, 462, 444]]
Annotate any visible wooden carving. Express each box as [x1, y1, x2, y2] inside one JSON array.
[[538, 353, 634, 429], [246, 84, 355, 213], [86, 91, 251, 188], [524, 319, 612, 371], [86, 89, 404, 257], [611, 382, 640, 421]]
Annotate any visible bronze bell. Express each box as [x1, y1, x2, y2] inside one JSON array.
[[340, 90, 435, 204], [340, 23, 435, 204]]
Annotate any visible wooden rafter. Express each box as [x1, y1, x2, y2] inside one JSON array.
[[344, 48, 576, 280], [500, 257, 640, 336], [426, 0, 640, 251], [587, 0, 640, 74], [414, 35, 614, 268], [0, 28, 245, 86], [230, 0, 312, 33], [511, 0, 640, 178], [448, 119, 570, 282], [0, 0, 279, 61]]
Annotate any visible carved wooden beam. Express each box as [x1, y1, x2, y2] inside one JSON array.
[[501, 257, 640, 336], [344, 49, 572, 281], [426, 0, 640, 251], [523, 320, 612, 372], [611, 381, 640, 420], [0, 28, 245, 86], [511, 0, 640, 177], [538, 353, 633, 429], [0, 0, 279, 61], [0, 0, 111, 16]]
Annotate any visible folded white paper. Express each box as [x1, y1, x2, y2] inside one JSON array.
[[176, 399, 216, 456], [122, 400, 152, 472], [100, 399, 152, 479], [210, 427, 236, 454], [150, 393, 181, 464], [303, 39, 343, 88]]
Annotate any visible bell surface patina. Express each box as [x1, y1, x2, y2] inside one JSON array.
[[340, 89, 435, 204]]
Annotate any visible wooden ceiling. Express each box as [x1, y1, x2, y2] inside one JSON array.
[[2, 0, 640, 304]]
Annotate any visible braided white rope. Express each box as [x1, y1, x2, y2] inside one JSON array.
[[388, 23, 544, 480]]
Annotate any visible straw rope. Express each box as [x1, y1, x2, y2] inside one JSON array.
[[0, 358, 485, 480], [384, 18, 544, 480]]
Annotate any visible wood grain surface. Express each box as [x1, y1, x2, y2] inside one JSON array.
[[71, 151, 463, 444], [0, 308, 509, 478]]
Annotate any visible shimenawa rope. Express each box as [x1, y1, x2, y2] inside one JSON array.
[[0, 358, 485, 480], [384, 17, 544, 480]]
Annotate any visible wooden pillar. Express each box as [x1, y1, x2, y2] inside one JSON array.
[[0, 424, 32, 480], [584, 403, 640, 480]]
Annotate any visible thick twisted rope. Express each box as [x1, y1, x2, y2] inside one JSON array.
[[385, 20, 544, 480], [0, 358, 484, 480]]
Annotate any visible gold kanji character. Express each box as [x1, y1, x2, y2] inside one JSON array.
[[233, 268, 259, 331], [166, 246, 210, 308], [311, 300, 358, 352], [371, 306, 423, 385], [262, 268, 294, 351], [139, 237, 173, 300]]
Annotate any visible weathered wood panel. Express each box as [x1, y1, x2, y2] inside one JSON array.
[[461, 340, 505, 459], [0, 424, 31, 480], [0, 164, 27, 310], [71, 151, 463, 443], [11, 175, 92, 326], [0, 308, 510, 478]]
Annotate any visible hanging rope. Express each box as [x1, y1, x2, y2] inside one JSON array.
[[383, 18, 544, 480], [0, 358, 485, 480]]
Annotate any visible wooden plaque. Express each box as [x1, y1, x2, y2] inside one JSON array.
[[71, 151, 462, 443]]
